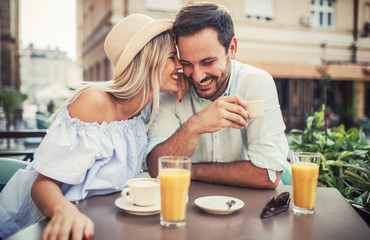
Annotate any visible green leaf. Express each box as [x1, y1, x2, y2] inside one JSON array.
[[342, 164, 370, 176], [358, 130, 368, 145], [327, 160, 344, 167], [338, 151, 353, 160], [326, 137, 335, 146], [332, 136, 348, 151], [347, 127, 359, 142], [353, 150, 369, 157], [306, 116, 314, 131]]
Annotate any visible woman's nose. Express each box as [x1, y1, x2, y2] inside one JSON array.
[[175, 57, 183, 69]]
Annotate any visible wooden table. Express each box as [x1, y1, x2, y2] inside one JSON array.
[[7, 181, 369, 240]]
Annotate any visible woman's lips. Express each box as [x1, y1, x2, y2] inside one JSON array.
[[170, 73, 178, 80]]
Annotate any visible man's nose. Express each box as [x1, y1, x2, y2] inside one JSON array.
[[191, 65, 206, 82]]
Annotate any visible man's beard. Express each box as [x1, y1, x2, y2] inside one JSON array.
[[190, 61, 231, 101]]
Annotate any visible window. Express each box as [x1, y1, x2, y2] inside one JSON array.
[[104, 58, 110, 81], [310, 0, 335, 29], [244, 0, 275, 22], [96, 63, 100, 81], [145, 0, 182, 13]]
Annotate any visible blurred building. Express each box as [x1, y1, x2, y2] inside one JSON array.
[[0, 0, 20, 90], [20, 44, 83, 109], [77, 0, 370, 130]]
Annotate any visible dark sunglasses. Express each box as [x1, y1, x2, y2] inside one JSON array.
[[260, 192, 291, 219]]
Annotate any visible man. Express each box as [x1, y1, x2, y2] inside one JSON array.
[[146, 2, 289, 189]]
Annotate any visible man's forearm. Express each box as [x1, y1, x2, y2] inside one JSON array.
[[192, 161, 281, 189], [147, 116, 201, 177]]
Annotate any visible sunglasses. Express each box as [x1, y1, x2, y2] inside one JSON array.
[[260, 192, 291, 219]]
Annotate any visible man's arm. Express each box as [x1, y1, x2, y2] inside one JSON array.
[[192, 161, 281, 189], [147, 95, 280, 189], [148, 126, 281, 189], [147, 95, 247, 175]]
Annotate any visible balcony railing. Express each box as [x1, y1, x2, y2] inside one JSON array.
[[0, 130, 47, 161]]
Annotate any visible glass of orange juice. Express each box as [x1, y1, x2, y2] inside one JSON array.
[[291, 152, 320, 214], [158, 156, 191, 227]]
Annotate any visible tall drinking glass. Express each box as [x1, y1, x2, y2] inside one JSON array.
[[291, 152, 320, 214], [158, 156, 191, 227]]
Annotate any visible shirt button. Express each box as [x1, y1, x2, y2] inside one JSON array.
[[131, 154, 135, 158], [69, 147, 73, 151], [115, 186, 119, 190], [96, 153, 101, 158]]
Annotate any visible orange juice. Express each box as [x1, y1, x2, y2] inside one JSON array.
[[292, 162, 319, 209], [159, 168, 191, 222]]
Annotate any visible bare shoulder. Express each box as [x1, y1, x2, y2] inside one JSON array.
[[68, 88, 115, 123]]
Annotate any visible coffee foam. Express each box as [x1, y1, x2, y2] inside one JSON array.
[[130, 179, 159, 187]]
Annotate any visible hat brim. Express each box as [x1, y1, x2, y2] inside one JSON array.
[[113, 19, 173, 80]]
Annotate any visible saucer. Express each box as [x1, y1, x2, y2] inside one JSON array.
[[194, 196, 244, 215], [115, 197, 160, 216]]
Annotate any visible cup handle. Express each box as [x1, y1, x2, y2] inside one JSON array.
[[122, 188, 133, 203]]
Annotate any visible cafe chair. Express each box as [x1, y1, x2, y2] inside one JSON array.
[[281, 166, 292, 185], [0, 157, 29, 192]]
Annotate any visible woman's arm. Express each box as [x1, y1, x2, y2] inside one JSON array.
[[31, 174, 94, 240]]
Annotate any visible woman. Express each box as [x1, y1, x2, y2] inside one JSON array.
[[0, 14, 186, 240]]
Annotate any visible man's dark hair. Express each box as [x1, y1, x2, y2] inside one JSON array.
[[173, 2, 235, 53]]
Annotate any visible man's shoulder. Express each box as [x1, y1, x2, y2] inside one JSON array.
[[230, 60, 276, 97], [233, 60, 272, 80]]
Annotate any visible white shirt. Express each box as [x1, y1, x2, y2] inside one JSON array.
[[0, 105, 151, 238], [146, 60, 289, 182]]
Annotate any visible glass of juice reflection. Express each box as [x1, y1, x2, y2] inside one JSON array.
[[291, 152, 320, 214], [158, 156, 191, 227]]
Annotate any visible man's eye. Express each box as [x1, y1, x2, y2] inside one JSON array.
[[202, 61, 214, 65], [181, 62, 191, 67]]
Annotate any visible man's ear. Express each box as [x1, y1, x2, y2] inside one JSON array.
[[229, 37, 237, 59]]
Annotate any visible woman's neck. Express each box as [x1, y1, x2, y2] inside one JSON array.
[[115, 90, 153, 120]]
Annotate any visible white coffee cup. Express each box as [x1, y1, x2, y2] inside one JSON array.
[[121, 178, 160, 206], [246, 100, 264, 119]]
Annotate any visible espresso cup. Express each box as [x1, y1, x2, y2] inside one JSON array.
[[246, 100, 264, 119], [121, 178, 160, 206]]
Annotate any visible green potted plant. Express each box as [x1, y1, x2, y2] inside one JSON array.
[[289, 105, 370, 224], [0, 89, 28, 130]]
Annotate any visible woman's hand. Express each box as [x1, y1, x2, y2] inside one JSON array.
[[42, 205, 94, 240], [31, 174, 95, 240], [174, 72, 191, 102]]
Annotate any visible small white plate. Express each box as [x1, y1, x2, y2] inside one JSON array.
[[115, 197, 160, 216], [194, 196, 244, 215]]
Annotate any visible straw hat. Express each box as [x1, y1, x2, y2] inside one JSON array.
[[104, 14, 173, 80]]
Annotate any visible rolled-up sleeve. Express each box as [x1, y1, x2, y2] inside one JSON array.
[[242, 70, 289, 180]]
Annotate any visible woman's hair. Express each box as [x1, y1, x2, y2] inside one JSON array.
[[51, 30, 174, 125], [173, 2, 234, 53]]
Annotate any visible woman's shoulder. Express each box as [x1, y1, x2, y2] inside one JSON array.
[[68, 88, 115, 123]]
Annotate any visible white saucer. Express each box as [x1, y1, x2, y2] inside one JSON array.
[[115, 197, 160, 216], [194, 196, 244, 215]]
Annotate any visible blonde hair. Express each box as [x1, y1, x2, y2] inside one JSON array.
[[52, 31, 174, 126]]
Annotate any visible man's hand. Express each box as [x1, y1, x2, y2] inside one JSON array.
[[192, 95, 249, 134]]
